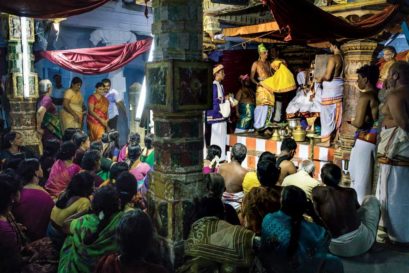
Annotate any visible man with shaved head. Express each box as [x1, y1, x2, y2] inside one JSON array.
[[377, 61, 409, 244]]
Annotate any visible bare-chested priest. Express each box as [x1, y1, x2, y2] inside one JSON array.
[[219, 143, 248, 211], [377, 61, 409, 244], [251, 44, 275, 135], [316, 41, 344, 147], [312, 163, 380, 257]]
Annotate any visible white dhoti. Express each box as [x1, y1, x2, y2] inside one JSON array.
[[319, 79, 343, 142], [273, 101, 282, 122], [253, 105, 273, 131], [222, 191, 245, 211], [376, 126, 409, 243], [349, 139, 376, 204], [329, 196, 380, 257], [210, 121, 227, 161], [377, 164, 409, 243]]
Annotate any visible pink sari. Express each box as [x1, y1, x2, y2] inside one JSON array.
[[117, 145, 128, 162], [45, 160, 81, 198]]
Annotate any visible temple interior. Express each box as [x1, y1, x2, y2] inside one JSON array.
[[0, 0, 409, 273]]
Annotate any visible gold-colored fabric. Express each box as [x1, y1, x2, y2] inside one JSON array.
[[256, 86, 275, 106], [61, 88, 83, 130], [261, 60, 296, 94]]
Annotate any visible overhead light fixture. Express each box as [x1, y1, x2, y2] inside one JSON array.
[[20, 17, 30, 98], [136, 37, 154, 121], [52, 18, 66, 39]]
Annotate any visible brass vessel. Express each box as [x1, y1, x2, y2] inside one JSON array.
[[271, 128, 281, 141], [292, 125, 306, 142]]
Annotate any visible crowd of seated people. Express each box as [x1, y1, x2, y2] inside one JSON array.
[[0, 129, 158, 273], [193, 137, 389, 272], [0, 126, 386, 273]]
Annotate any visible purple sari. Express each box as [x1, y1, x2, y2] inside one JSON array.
[[12, 188, 54, 241]]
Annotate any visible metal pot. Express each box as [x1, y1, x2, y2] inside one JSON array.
[[271, 128, 281, 141], [288, 118, 301, 129], [292, 125, 306, 142]]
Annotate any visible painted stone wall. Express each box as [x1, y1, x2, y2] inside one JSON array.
[[148, 0, 210, 267]]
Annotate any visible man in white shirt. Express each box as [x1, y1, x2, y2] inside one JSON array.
[[102, 78, 127, 130], [282, 159, 320, 200]]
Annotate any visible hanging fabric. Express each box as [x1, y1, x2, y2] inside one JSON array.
[[39, 39, 152, 75]]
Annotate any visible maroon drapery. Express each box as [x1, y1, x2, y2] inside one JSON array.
[[262, 0, 400, 42], [39, 39, 152, 75], [0, 0, 110, 19]]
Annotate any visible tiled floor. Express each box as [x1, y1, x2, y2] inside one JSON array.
[[341, 237, 409, 273]]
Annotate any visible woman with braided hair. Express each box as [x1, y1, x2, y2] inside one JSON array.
[[260, 186, 343, 273]]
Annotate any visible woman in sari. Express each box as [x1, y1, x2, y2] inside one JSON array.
[[118, 133, 140, 162], [140, 133, 154, 167], [235, 74, 255, 133], [12, 159, 54, 241], [127, 145, 150, 201], [45, 141, 80, 198], [36, 79, 62, 144], [61, 77, 84, 131], [58, 186, 123, 273], [72, 131, 90, 165], [87, 82, 109, 141], [260, 186, 343, 273], [203, 145, 221, 174], [178, 196, 255, 273], [47, 172, 94, 250], [0, 172, 23, 273], [0, 132, 37, 166], [95, 210, 168, 273]]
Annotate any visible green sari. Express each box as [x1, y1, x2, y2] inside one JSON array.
[[58, 212, 124, 273], [43, 112, 63, 139], [140, 149, 154, 168]]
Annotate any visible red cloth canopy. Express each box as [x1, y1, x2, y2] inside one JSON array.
[[262, 0, 400, 42], [0, 0, 110, 19], [40, 39, 152, 75]]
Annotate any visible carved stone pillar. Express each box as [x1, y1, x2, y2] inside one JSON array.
[[336, 39, 377, 185], [147, 0, 211, 267], [5, 15, 41, 152]]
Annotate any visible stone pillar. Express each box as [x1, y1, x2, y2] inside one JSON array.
[[147, 0, 211, 268], [336, 39, 377, 186], [4, 15, 41, 152]]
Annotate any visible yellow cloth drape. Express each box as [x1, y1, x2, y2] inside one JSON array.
[[261, 60, 296, 94]]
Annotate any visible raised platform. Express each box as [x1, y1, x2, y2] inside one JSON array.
[[226, 133, 335, 179]]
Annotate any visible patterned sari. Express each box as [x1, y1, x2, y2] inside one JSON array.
[[38, 95, 62, 141], [177, 217, 255, 273], [58, 212, 124, 273], [87, 94, 109, 141]]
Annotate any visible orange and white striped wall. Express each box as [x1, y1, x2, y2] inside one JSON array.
[[226, 134, 334, 179]]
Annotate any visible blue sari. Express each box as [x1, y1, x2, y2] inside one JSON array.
[[260, 210, 343, 273]]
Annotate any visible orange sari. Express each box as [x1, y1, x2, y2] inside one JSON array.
[[87, 94, 109, 141]]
